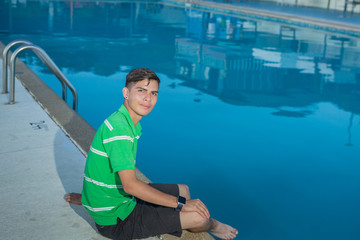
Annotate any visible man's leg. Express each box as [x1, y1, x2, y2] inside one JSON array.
[[180, 211, 238, 240], [178, 184, 191, 199], [65, 187, 238, 239]]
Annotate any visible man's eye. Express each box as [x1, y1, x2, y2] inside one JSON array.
[[152, 92, 158, 96]]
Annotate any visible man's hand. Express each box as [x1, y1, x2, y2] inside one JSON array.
[[182, 199, 210, 219]]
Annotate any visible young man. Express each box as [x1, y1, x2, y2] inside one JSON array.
[[66, 68, 238, 240]]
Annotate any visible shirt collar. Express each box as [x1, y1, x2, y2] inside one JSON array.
[[119, 105, 142, 136]]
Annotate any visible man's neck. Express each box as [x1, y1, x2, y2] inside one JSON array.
[[123, 102, 142, 126], [130, 115, 141, 127]]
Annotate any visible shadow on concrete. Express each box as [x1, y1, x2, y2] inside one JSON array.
[[53, 129, 97, 231]]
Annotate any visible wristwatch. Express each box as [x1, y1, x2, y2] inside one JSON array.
[[176, 196, 186, 211]]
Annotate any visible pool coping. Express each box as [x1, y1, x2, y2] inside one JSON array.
[[163, 0, 360, 37], [0, 41, 214, 240]]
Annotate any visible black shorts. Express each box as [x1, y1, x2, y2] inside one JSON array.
[[96, 183, 182, 240]]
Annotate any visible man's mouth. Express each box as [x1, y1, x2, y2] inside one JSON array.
[[141, 104, 151, 110]]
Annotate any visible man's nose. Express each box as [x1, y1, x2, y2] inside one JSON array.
[[144, 93, 151, 102]]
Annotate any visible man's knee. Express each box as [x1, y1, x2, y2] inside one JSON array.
[[187, 212, 211, 232], [178, 184, 190, 199], [180, 211, 209, 231], [193, 212, 208, 227]]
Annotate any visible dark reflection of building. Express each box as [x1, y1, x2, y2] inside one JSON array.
[[0, 1, 153, 77], [175, 9, 360, 115], [1, 1, 146, 38]]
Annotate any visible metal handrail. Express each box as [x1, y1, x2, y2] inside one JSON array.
[[2, 40, 32, 94], [8, 44, 78, 111]]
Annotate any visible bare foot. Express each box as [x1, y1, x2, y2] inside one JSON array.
[[65, 193, 82, 205], [210, 219, 238, 240]]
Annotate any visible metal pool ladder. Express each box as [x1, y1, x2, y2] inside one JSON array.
[[2, 40, 78, 111]]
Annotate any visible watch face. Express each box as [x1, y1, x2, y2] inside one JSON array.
[[178, 196, 186, 204]]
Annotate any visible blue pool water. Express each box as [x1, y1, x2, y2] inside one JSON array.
[[1, 1, 360, 239]]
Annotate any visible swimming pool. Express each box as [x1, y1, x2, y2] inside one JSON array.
[[1, 1, 360, 239]]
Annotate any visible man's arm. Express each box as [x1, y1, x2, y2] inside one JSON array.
[[119, 169, 178, 208], [118, 170, 210, 218]]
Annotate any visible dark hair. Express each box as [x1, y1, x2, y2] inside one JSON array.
[[125, 68, 160, 87]]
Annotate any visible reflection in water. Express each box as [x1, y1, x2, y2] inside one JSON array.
[[1, 1, 359, 117], [1, 1, 359, 142], [346, 112, 354, 146], [271, 109, 313, 118], [1, 3, 359, 133], [176, 9, 360, 115]]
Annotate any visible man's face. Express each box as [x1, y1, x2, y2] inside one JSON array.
[[123, 79, 159, 120]]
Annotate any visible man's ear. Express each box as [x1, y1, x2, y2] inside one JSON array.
[[123, 87, 129, 99]]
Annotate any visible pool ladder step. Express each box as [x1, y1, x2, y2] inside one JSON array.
[[2, 40, 78, 111]]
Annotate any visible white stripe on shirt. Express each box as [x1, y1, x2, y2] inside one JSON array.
[[103, 136, 138, 144], [83, 197, 135, 212], [83, 204, 115, 212], [84, 176, 123, 189], [104, 119, 113, 131], [90, 146, 108, 157]]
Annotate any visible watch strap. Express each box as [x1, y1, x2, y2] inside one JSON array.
[[176, 196, 186, 211]]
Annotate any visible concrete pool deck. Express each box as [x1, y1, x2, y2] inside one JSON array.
[[0, 59, 108, 240], [1, 1, 360, 240]]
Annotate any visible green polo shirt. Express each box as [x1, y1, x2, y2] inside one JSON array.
[[81, 105, 142, 225]]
